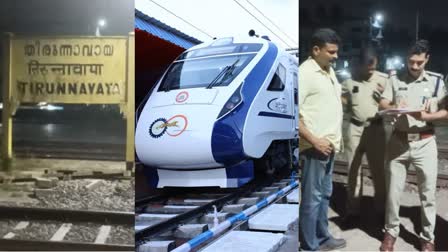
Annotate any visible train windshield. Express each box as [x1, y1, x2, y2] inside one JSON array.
[[177, 43, 262, 60], [158, 44, 262, 91]]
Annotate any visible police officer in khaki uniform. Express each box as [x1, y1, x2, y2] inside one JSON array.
[[377, 40, 445, 252], [341, 46, 387, 221]]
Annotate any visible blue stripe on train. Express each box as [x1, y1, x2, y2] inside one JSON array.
[[211, 43, 278, 166]]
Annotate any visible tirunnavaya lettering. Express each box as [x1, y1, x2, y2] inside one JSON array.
[[17, 81, 121, 96], [24, 41, 114, 57], [28, 60, 103, 76]]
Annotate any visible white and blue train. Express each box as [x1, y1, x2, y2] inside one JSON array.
[[135, 36, 298, 188]]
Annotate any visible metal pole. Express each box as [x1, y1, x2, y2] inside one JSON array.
[[2, 33, 13, 170], [125, 32, 135, 173], [416, 10, 419, 41]]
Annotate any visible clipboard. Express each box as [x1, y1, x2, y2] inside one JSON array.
[[377, 108, 423, 116]]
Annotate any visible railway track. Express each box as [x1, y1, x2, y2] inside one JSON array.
[[135, 176, 299, 252], [0, 172, 132, 184], [13, 141, 125, 161], [135, 180, 265, 243], [0, 206, 134, 250]]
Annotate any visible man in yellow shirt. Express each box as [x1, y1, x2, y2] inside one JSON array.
[[299, 28, 346, 251]]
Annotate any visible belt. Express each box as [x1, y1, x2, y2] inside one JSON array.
[[350, 117, 383, 127], [350, 118, 365, 127], [300, 147, 334, 161], [396, 129, 435, 142]]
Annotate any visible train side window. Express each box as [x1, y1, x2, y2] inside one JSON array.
[[267, 64, 286, 91]]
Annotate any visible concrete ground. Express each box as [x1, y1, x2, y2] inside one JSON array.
[[328, 177, 448, 251]]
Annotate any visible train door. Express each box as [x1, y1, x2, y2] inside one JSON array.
[[283, 61, 297, 135], [262, 57, 295, 136]]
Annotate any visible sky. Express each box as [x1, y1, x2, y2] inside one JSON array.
[[299, 0, 448, 73], [0, 0, 134, 101], [299, 0, 448, 32], [0, 0, 133, 35], [136, 0, 298, 49]]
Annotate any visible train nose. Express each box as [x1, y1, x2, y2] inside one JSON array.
[[135, 105, 222, 169]]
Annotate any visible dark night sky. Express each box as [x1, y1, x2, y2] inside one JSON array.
[[0, 0, 134, 101], [300, 0, 448, 33], [0, 0, 134, 35], [300, 0, 448, 74]]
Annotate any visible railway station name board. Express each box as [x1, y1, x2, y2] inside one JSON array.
[[10, 37, 128, 104]]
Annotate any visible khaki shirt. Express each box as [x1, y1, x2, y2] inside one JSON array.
[[342, 71, 388, 123], [299, 58, 343, 152], [382, 70, 447, 132]]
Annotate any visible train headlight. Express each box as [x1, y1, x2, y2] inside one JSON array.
[[217, 84, 243, 119], [225, 103, 236, 110], [230, 95, 241, 103]]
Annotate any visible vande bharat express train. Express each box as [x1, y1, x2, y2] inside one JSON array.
[[135, 36, 298, 188]]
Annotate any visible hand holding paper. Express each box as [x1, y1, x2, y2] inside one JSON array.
[[377, 108, 423, 116]]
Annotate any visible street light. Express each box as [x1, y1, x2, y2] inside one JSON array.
[[371, 12, 383, 28], [375, 14, 383, 22], [95, 18, 107, 36], [98, 19, 106, 27], [370, 12, 384, 43], [386, 56, 403, 71]]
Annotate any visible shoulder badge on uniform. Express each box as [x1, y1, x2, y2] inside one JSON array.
[[426, 71, 443, 97], [427, 71, 443, 79], [426, 71, 442, 84]]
